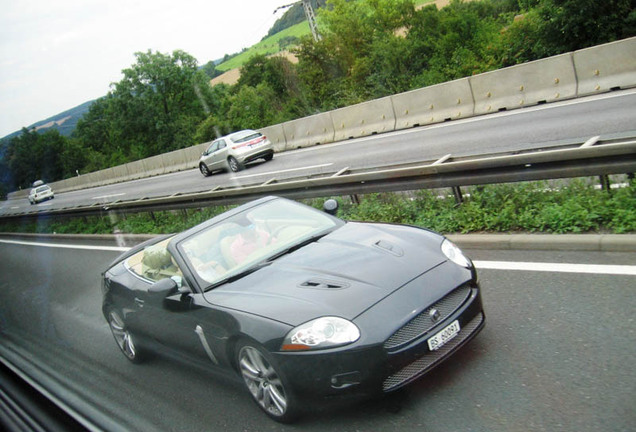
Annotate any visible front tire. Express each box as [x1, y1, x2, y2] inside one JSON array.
[[107, 310, 145, 363], [199, 163, 211, 177], [236, 341, 299, 423]]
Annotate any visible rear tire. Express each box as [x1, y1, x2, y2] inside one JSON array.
[[236, 341, 299, 423], [228, 156, 243, 172]]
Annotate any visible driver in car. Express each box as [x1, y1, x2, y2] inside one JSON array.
[[229, 225, 272, 265]]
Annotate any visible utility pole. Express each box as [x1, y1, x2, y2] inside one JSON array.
[[302, 0, 322, 42], [274, 0, 321, 42]]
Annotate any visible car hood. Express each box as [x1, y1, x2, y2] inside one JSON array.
[[203, 222, 447, 326]]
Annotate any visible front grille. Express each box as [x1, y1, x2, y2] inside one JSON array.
[[384, 286, 472, 350], [382, 312, 484, 392]]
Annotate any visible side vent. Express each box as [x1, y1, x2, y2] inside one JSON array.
[[299, 279, 348, 290]]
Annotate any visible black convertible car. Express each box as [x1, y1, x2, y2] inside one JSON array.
[[102, 196, 485, 422]]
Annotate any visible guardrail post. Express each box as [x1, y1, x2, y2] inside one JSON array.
[[452, 186, 464, 206], [599, 175, 611, 192]]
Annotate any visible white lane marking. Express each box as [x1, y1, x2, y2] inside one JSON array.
[[92, 193, 126, 200], [0, 239, 129, 252], [474, 260, 636, 276], [233, 163, 333, 179], [1, 239, 634, 276]]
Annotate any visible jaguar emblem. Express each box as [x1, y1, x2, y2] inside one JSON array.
[[429, 308, 441, 323]]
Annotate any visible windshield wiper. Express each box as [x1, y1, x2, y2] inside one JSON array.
[[266, 232, 329, 262], [205, 261, 272, 291]]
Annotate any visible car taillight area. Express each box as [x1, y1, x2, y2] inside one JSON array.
[[232, 135, 266, 151]]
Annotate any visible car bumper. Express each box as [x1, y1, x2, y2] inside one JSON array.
[[274, 283, 484, 401], [30, 193, 54, 203], [235, 142, 273, 164]]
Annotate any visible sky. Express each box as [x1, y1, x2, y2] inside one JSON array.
[[0, 0, 292, 138]]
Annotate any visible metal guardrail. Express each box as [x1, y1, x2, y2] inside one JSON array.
[[3, 135, 634, 221]]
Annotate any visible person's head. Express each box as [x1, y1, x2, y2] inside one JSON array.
[[240, 225, 258, 242]]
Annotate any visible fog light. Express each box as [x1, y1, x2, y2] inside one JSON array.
[[330, 371, 361, 389]]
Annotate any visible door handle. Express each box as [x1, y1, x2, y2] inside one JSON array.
[[134, 297, 144, 308]]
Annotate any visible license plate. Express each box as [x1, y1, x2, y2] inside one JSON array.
[[427, 320, 460, 351]]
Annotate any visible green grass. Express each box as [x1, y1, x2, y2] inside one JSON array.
[[2, 179, 634, 236], [216, 21, 311, 72]]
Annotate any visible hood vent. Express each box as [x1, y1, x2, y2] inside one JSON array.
[[299, 279, 349, 290], [374, 239, 404, 257]]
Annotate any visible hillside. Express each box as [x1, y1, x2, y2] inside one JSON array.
[[1, 100, 94, 141]]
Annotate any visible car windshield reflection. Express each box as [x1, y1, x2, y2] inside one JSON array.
[[178, 198, 342, 289]]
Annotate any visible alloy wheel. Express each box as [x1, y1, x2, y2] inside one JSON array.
[[238, 345, 289, 418], [108, 311, 139, 362], [228, 157, 241, 172]]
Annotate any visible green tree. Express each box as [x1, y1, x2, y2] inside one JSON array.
[[6, 129, 66, 189], [111, 49, 214, 156], [536, 0, 635, 55], [498, 0, 636, 64], [237, 54, 309, 119], [201, 61, 223, 80], [225, 84, 281, 131]]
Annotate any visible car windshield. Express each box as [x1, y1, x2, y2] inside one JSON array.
[[178, 198, 343, 290], [35, 186, 50, 193]]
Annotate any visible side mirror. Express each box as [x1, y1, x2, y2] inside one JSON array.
[[148, 277, 178, 299], [323, 199, 339, 216]]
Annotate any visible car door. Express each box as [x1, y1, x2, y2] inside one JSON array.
[[209, 139, 228, 171], [202, 141, 219, 168], [123, 241, 210, 361]]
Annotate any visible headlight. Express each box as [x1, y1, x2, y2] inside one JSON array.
[[441, 239, 472, 268], [281, 317, 360, 351]]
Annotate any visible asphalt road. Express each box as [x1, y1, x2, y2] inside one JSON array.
[[2, 89, 635, 216], [0, 237, 634, 432]]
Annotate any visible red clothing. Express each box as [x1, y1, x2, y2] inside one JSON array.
[[230, 230, 270, 264]]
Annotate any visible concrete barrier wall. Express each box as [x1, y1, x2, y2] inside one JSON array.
[[470, 53, 577, 115], [125, 159, 148, 181], [110, 164, 131, 184], [574, 37, 636, 96], [259, 124, 287, 152], [142, 154, 167, 177], [331, 96, 396, 142], [7, 38, 634, 200], [49, 176, 75, 194], [281, 113, 335, 150], [391, 78, 474, 129], [186, 143, 209, 170], [161, 148, 188, 173]]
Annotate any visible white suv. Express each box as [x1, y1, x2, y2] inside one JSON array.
[[199, 130, 274, 176]]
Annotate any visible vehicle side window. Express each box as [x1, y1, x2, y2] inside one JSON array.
[[126, 239, 183, 283], [205, 141, 219, 154], [218, 140, 226, 149]]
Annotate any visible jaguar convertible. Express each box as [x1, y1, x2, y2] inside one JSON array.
[[101, 196, 485, 422]]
